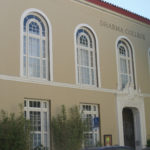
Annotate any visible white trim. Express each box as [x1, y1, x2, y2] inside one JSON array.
[[115, 36, 138, 90], [74, 23, 101, 87], [0, 73, 150, 97], [24, 99, 50, 149], [20, 8, 53, 81]]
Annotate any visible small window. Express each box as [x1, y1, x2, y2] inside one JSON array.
[[76, 27, 98, 86], [24, 99, 50, 150], [80, 104, 100, 147]]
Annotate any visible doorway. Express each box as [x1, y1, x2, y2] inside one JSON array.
[[123, 108, 135, 148]]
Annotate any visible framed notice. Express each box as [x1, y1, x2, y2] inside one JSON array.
[[104, 135, 112, 146]]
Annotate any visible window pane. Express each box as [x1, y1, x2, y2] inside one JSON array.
[[84, 133, 94, 147], [29, 101, 41, 108], [77, 48, 79, 64], [84, 29, 92, 48], [94, 106, 96, 111], [29, 58, 40, 77], [23, 56, 26, 76], [24, 111, 26, 118], [29, 21, 40, 35], [29, 37, 40, 57], [33, 133, 41, 148], [127, 48, 130, 57], [24, 100, 27, 107], [120, 58, 127, 73], [30, 111, 41, 131], [44, 134, 48, 148], [23, 36, 26, 55], [91, 69, 95, 85], [90, 51, 93, 67], [129, 75, 132, 83], [80, 49, 89, 66], [121, 74, 128, 89], [78, 66, 80, 83], [80, 35, 88, 47], [119, 46, 126, 56], [42, 40, 46, 58], [44, 112, 47, 131], [81, 67, 90, 84], [128, 60, 131, 74], [43, 60, 46, 79], [43, 102, 47, 108]]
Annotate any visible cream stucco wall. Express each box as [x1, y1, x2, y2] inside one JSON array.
[[0, 0, 150, 148], [0, 0, 150, 91]]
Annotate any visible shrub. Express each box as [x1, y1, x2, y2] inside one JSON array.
[[51, 105, 87, 150], [147, 139, 150, 147], [0, 109, 31, 150]]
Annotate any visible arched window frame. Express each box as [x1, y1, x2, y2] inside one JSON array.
[[20, 8, 53, 81], [74, 24, 100, 87], [116, 37, 136, 90]]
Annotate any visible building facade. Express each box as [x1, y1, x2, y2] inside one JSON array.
[[0, 0, 150, 149]]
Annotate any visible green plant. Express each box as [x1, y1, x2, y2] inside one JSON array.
[[51, 105, 87, 150], [0, 109, 31, 150], [147, 139, 150, 147], [96, 141, 102, 147], [34, 144, 48, 150]]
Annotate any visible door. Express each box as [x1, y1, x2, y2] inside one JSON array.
[[123, 108, 135, 148]]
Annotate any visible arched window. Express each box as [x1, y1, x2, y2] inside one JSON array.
[[23, 13, 50, 80], [117, 39, 136, 89], [76, 26, 98, 86]]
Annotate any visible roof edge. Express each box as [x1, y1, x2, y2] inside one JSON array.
[[86, 0, 150, 25]]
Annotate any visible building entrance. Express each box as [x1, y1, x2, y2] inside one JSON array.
[[117, 97, 146, 150], [123, 108, 135, 148]]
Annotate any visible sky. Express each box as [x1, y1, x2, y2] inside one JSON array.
[[102, 0, 150, 19]]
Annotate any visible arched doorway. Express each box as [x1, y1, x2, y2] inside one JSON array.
[[117, 96, 146, 150], [123, 108, 135, 148]]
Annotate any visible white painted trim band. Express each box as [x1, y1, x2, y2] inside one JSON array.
[[0, 74, 150, 97]]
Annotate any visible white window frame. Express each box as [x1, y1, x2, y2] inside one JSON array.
[[23, 16, 48, 79], [116, 37, 136, 90], [20, 8, 53, 81], [24, 99, 50, 150], [80, 103, 100, 147], [75, 25, 99, 87]]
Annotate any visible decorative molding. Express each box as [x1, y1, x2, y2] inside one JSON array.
[[0, 74, 150, 97]]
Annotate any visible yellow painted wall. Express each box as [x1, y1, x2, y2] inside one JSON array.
[[0, 0, 150, 147]]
